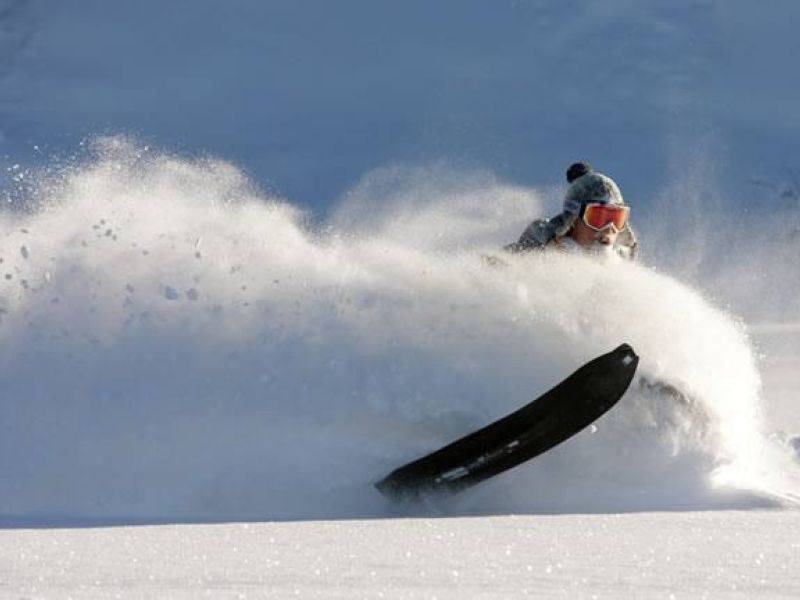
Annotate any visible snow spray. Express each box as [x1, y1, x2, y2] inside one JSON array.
[[0, 138, 796, 523]]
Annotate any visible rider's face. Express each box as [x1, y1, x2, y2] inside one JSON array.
[[569, 218, 620, 247]]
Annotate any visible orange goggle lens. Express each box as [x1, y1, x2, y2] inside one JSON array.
[[582, 203, 629, 232]]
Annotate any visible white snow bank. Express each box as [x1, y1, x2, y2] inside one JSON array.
[[2, 512, 800, 599]]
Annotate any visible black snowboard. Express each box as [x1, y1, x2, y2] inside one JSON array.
[[375, 343, 638, 500]]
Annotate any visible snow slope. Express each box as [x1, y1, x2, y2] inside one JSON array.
[[3, 512, 800, 599]]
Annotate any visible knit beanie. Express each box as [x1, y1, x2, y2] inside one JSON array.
[[563, 171, 625, 216]]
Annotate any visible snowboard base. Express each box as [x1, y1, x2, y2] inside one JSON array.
[[376, 344, 638, 500]]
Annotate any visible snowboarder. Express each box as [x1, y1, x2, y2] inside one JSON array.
[[506, 162, 638, 259]]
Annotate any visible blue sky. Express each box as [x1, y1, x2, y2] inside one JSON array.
[[0, 0, 800, 220], [1, 1, 799, 214]]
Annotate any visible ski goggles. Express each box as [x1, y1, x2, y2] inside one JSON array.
[[580, 203, 630, 232]]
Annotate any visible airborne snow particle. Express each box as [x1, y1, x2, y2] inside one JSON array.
[[164, 286, 180, 300], [20, 246, 29, 259]]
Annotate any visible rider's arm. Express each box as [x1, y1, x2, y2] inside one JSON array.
[[504, 219, 554, 253]]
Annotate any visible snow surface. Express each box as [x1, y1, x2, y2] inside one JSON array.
[[3, 512, 800, 599]]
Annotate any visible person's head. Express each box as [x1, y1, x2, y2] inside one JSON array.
[[560, 163, 629, 248]]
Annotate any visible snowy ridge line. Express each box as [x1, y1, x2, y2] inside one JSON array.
[[0, 513, 315, 530]]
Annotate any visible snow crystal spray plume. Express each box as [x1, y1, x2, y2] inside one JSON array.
[[0, 137, 796, 524], [641, 140, 800, 481]]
